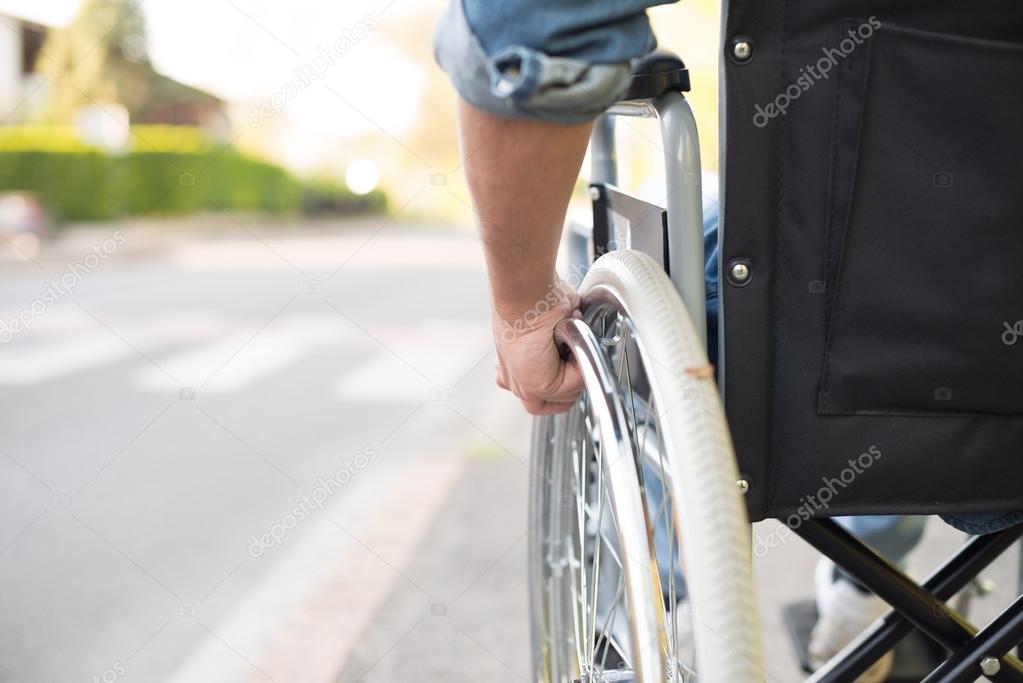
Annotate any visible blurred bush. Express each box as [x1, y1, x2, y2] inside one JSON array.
[[300, 179, 387, 216], [0, 125, 385, 222]]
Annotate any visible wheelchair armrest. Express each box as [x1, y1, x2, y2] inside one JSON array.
[[622, 49, 690, 101]]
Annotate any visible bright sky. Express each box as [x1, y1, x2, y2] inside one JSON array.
[[0, 0, 428, 171]]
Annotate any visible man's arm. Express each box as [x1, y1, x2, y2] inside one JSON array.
[[459, 100, 591, 414], [434, 0, 666, 413]]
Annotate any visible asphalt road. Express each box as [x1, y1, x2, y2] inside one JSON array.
[[0, 219, 520, 683], [0, 219, 1017, 683]]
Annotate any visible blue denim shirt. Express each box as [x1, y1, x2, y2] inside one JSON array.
[[433, 0, 676, 123], [433, 1, 1023, 537]]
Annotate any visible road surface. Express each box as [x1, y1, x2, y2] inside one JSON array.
[[0, 219, 1016, 683]]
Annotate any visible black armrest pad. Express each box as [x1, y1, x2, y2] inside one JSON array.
[[623, 49, 690, 99]]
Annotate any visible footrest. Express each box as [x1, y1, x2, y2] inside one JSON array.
[[782, 599, 947, 682]]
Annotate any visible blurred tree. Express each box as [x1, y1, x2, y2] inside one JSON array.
[[35, 0, 152, 122], [371, 0, 722, 224], [34, 0, 226, 131], [370, 1, 466, 222]]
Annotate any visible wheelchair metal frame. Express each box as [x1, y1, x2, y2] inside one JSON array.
[[582, 67, 1023, 682]]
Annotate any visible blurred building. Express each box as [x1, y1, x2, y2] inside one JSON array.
[[0, 13, 48, 123], [136, 72, 230, 135], [0, 10, 228, 135]]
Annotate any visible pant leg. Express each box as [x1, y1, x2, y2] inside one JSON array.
[[702, 176, 719, 366], [941, 510, 1023, 535], [835, 515, 927, 567]]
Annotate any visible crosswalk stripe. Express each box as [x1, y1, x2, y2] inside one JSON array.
[[0, 313, 225, 385], [0, 311, 491, 397], [167, 233, 486, 271], [0, 332, 139, 385], [133, 315, 352, 393], [334, 321, 491, 403]]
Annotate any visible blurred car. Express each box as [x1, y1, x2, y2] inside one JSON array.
[[0, 192, 48, 262]]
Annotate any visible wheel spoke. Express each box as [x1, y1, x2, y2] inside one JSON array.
[[570, 424, 587, 674], [659, 434, 680, 667], [638, 357, 654, 461], [596, 525, 623, 570], [597, 572, 626, 671], [587, 435, 607, 667]]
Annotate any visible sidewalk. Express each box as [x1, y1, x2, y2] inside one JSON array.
[[331, 417, 1021, 683], [334, 445, 532, 682], [0, 213, 470, 271]]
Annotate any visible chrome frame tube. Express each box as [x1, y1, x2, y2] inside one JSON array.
[[591, 92, 707, 348], [591, 114, 618, 187]]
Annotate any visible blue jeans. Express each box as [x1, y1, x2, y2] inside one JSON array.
[[434, 0, 676, 123]]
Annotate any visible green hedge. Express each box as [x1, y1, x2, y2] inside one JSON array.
[[0, 125, 386, 222], [301, 179, 388, 216]]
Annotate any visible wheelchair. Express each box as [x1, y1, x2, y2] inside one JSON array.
[[526, 30, 1023, 683]]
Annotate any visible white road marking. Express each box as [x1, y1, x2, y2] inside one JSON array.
[[166, 439, 469, 683], [168, 233, 485, 271], [249, 452, 465, 683], [335, 320, 492, 403], [134, 314, 352, 393], [0, 313, 225, 385], [0, 306, 94, 342], [0, 332, 137, 385]]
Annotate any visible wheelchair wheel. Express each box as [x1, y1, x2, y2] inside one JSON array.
[[528, 250, 763, 683]]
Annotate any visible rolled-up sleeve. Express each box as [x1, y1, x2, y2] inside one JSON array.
[[433, 0, 676, 124]]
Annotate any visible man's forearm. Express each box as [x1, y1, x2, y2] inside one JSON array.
[[458, 99, 593, 321]]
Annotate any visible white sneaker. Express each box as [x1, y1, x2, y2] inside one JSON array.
[[807, 559, 894, 683]]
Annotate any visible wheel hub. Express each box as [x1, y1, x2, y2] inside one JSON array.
[[573, 668, 636, 683]]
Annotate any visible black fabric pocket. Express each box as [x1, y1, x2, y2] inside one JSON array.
[[819, 23, 1023, 416]]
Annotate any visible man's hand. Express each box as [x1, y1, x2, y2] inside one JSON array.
[[492, 277, 584, 415]]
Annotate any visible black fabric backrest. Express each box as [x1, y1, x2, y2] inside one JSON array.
[[720, 1, 1023, 520]]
